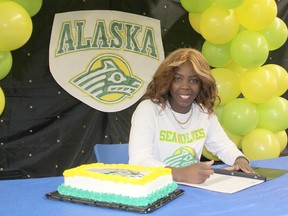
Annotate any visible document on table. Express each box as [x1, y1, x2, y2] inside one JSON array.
[[178, 169, 266, 194]]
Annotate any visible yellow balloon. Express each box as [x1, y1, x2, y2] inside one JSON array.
[[202, 147, 220, 161], [214, 0, 245, 9], [274, 131, 288, 153], [242, 128, 280, 160], [0, 87, 5, 115], [0, 1, 33, 51], [211, 68, 241, 105], [236, 0, 277, 30], [240, 67, 278, 103], [188, 12, 202, 34], [263, 64, 288, 96], [200, 6, 239, 44]]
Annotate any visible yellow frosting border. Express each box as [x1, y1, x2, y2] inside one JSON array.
[[63, 163, 172, 185]]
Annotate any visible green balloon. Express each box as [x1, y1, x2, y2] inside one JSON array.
[[257, 97, 288, 132], [258, 17, 288, 51], [180, 0, 213, 13], [222, 98, 259, 135], [13, 0, 43, 17], [230, 30, 269, 69], [202, 41, 232, 67], [213, 105, 224, 123], [0, 51, 12, 80]]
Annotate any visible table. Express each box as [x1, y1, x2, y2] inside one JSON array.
[[1, 156, 288, 216]]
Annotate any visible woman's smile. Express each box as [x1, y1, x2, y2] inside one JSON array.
[[169, 62, 201, 113]]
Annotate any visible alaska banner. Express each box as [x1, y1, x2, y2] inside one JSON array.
[[49, 10, 164, 112]]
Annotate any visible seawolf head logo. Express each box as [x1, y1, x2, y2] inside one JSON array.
[[164, 146, 198, 167], [70, 54, 143, 104]]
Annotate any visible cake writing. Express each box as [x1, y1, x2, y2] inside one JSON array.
[[88, 168, 147, 179]]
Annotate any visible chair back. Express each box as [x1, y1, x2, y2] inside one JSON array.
[[94, 143, 129, 164]]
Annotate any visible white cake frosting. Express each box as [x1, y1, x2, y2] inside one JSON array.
[[64, 174, 173, 197]]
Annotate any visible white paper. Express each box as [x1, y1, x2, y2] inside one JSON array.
[[178, 173, 265, 194]]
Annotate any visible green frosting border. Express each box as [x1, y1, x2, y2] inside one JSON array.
[[58, 182, 178, 207]]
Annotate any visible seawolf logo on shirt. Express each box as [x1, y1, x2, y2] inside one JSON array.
[[164, 146, 198, 167]]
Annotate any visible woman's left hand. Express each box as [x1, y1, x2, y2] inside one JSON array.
[[225, 156, 255, 173]]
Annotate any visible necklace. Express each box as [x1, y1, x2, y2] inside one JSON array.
[[171, 108, 193, 128]]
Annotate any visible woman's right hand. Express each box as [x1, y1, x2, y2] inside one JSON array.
[[170, 160, 214, 184]]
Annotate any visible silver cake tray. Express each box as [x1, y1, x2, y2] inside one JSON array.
[[46, 189, 184, 213]]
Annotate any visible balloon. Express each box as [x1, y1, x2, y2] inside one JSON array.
[[202, 41, 232, 67], [222, 98, 259, 135], [240, 67, 278, 104], [242, 128, 280, 160], [258, 17, 288, 51], [214, 0, 245, 8], [0, 51, 12, 80], [230, 30, 269, 69], [236, 0, 277, 30], [200, 6, 239, 44], [0, 1, 33, 51], [13, 0, 43, 17], [224, 128, 243, 149], [211, 68, 241, 105], [257, 97, 288, 132], [274, 131, 288, 153], [225, 61, 247, 78], [188, 12, 202, 34], [202, 147, 220, 161], [0, 87, 5, 115], [180, 0, 213, 13], [213, 105, 224, 122], [263, 64, 288, 96]]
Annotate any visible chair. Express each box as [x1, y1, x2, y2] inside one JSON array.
[[94, 143, 129, 164]]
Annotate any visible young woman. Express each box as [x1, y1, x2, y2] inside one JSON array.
[[129, 48, 253, 184]]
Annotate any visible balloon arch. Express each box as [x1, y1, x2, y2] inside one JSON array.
[[0, 0, 287, 162]]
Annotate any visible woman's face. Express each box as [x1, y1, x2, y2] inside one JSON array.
[[169, 62, 201, 113]]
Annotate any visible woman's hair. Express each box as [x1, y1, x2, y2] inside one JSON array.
[[144, 48, 219, 114]]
